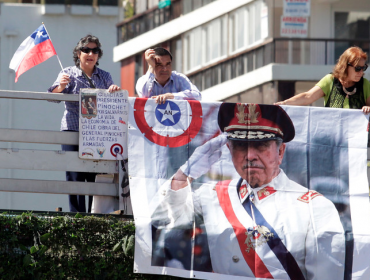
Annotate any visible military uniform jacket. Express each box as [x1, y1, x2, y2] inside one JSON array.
[[151, 169, 345, 280]]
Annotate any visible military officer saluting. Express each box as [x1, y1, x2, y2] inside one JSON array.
[[152, 103, 345, 279]]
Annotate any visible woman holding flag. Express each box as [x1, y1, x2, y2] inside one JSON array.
[[48, 34, 120, 213]]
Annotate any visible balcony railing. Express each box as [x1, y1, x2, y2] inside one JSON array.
[[188, 38, 370, 92], [117, 0, 180, 44], [116, 0, 217, 44]]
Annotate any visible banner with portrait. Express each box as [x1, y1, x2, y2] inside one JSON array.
[[128, 97, 370, 280]]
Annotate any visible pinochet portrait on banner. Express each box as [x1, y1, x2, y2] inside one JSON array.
[[150, 103, 345, 279]]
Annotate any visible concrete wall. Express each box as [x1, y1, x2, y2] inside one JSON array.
[[0, 3, 121, 211]]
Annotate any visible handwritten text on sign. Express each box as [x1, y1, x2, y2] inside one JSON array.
[[79, 89, 128, 160]]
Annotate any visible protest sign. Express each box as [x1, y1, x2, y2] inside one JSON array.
[[79, 88, 128, 160]]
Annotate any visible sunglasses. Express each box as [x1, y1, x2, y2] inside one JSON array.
[[80, 47, 100, 54], [348, 63, 368, 72]]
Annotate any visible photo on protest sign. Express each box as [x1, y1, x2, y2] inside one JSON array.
[[79, 88, 128, 161], [128, 98, 370, 280], [81, 91, 97, 118]]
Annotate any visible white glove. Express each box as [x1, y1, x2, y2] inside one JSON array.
[[180, 133, 228, 179]]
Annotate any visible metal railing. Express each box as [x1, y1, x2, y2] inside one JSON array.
[[188, 38, 370, 92], [117, 0, 181, 44], [0, 90, 127, 213], [116, 0, 218, 44]]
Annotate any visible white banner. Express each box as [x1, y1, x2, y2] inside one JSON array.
[[283, 0, 311, 17], [128, 98, 370, 280], [79, 89, 128, 160], [281, 16, 308, 38]]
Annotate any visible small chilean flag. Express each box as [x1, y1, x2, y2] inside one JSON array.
[[9, 25, 57, 82]]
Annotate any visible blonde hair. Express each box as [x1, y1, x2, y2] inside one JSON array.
[[332, 46, 367, 81]]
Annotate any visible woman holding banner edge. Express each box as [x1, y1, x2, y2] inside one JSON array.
[[48, 34, 120, 213], [275, 46, 370, 113]]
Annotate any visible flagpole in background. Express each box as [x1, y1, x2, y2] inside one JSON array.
[[42, 22, 64, 72]]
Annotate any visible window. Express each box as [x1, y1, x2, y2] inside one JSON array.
[[183, 0, 267, 73], [230, 7, 247, 53], [184, 28, 203, 72], [335, 12, 370, 60], [229, 0, 266, 54], [171, 37, 183, 72]]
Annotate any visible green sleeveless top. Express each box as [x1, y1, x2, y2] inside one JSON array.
[[316, 74, 370, 109]]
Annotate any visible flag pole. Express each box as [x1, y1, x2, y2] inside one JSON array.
[[42, 22, 64, 72]]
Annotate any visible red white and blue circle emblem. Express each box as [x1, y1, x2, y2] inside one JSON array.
[[134, 99, 202, 147], [110, 143, 123, 157]]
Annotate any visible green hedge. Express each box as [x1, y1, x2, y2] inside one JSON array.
[[0, 212, 178, 280]]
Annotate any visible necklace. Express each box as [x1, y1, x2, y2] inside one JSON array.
[[342, 86, 356, 98]]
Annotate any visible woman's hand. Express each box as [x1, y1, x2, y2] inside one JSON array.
[[52, 74, 70, 93], [274, 101, 286, 105], [108, 84, 121, 92], [362, 106, 370, 114]]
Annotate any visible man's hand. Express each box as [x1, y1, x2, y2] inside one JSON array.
[[108, 84, 121, 92], [179, 134, 228, 181], [145, 49, 156, 73], [151, 93, 174, 104]]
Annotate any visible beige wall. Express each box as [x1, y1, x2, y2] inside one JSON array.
[[223, 82, 278, 104], [224, 80, 326, 107]]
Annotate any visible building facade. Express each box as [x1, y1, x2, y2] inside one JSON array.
[[114, 0, 370, 105], [0, 0, 121, 211]]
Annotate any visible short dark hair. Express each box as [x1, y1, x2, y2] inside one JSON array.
[[73, 34, 103, 67], [153, 47, 172, 61]]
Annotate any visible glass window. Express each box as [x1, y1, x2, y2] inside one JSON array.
[[184, 27, 203, 71], [135, 0, 147, 14], [171, 37, 183, 73], [221, 16, 227, 57], [255, 1, 261, 42], [211, 19, 221, 61], [135, 53, 143, 90], [335, 12, 370, 39], [334, 12, 370, 60], [237, 8, 245, 50], [184, 35, 190, 71], [182, 0, 192, 14], [229, 13, 236, 52], [192, 27, 202, 69], [148, 0, 159, 9], [193, 0, 203, 10], [204, 26, 211, 63], [230, 7, 247, 53], [248, 5, 255, 45]]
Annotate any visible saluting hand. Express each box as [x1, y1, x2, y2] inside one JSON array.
[[145, 49, 156, 72]]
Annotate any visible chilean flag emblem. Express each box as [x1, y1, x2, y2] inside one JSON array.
[[9, 25, 57, 82]]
